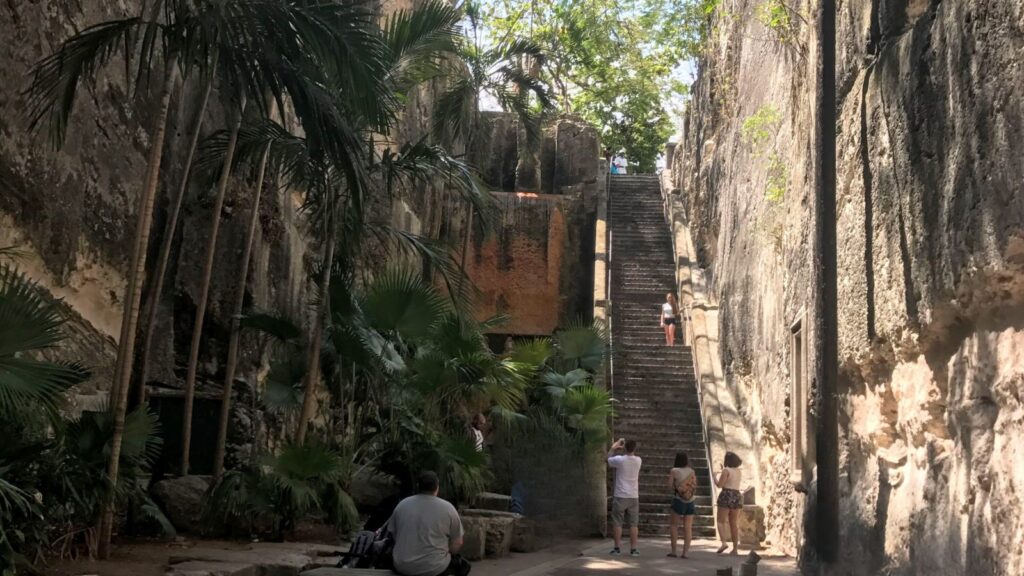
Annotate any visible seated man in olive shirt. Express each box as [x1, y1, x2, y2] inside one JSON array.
[[387, 471, 471, 576]]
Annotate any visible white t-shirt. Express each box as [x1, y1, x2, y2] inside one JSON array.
[[472, 428, 484, 452], [387, 494, 463, 576], [608, 455, 642, 498], [721, 467, 742, 490], [662, 302, 675, 319]]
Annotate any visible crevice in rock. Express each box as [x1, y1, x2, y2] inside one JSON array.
[[861, 66, 877, 341]]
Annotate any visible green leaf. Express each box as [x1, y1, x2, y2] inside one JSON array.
[[362, 269, 447, 342]]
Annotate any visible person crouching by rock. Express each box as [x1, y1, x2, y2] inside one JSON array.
[[387, 471, 470, 576]]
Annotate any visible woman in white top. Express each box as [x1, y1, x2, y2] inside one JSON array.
[[667, 452, 697, 558], [659, 293, 679, 346], [713, 451, 743, 554]]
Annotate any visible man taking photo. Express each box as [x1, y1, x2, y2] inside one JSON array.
[[608, 438, 642, 556]]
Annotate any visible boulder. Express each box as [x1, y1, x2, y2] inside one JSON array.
[[511, 518, 539, 553], [737, 505, 766, 547], [349, 468, 399, 508], [152, 476, 211, 534], [460, 517, 487, 561], [482, 516, 515, 558], [473, 492, 511, 512]]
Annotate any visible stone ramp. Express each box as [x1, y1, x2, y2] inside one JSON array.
[[607, 174, 716, 538]]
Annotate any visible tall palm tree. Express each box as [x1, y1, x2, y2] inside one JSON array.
[[432, 9, 553, 154], [24, 8, 183, 553], [25, 0, 396, 555], [135, 57, 217, 407]]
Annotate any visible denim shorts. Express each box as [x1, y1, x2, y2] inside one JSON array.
[[670, 496, 696, 516]]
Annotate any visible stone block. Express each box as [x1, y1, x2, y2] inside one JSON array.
[[511, 519, 539, 553], [460, 508, 521, 520], [167, 561, 256, 576], [169, 548, 311, 576], [737, 505, 766, 547], [473, 492, 512, 512], [299, 565, 391, 569], [482, 516, 515, 558], [152, 475, 210, 534], [460, 517, 487, 561]]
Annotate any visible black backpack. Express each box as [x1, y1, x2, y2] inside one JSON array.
[[338, 528, 394, 569]]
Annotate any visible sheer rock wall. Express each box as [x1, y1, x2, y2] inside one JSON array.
[[669, 1, 1024, 573]]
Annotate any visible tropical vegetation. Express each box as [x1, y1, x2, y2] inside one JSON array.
[[482, 0, 720, 172], [7, 0, 620, 570]]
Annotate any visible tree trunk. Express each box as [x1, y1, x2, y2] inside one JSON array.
[[98, 55, 178, 559], [813, 0, 839, 564], [135, 59, 217, 407], [296, 189, 336, 444], [180, 96, 246, 476], [212, 141, 271, 478]]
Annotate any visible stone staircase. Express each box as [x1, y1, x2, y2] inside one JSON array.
[[607, 174, 716, 538]]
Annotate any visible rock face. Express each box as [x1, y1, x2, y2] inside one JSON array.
[[152, 475, 211, 534], [668, 1, 1024, 575]]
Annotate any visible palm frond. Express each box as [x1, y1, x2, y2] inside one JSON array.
[[431, 75, 476, 145], [554, 319, 608, 372], [240, 311, 302, 342], [0, 264, 88, 419], [562, 384, 615, 446], [383, 0, 461, 90], [361, 269, 448, 343], [509, 337, 553, 366], [23, 17, 145, 146]]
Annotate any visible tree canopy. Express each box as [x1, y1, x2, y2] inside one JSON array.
[[482, 0, 717, 172]]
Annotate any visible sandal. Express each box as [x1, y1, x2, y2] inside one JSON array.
[[716, 544, 728, 554], [666, 553, 678, 558]]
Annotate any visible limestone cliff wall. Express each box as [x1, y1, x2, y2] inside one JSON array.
[[669, 1, 1024, 573]]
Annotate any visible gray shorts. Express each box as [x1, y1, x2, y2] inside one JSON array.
[[611, 497, 640, 528]]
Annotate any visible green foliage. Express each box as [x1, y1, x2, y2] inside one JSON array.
[[766, 153, 788, 203], [0, 265, 89, 422], [755, 0, 799, 45], [740, 104, 781, 151], [0, 269, 169, 572], [483, 0, 721, 171], [203, 442, 359, 538]]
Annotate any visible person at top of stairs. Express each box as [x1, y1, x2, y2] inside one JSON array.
[[660, 292, 680, 346], [608, 438, 642, 557]]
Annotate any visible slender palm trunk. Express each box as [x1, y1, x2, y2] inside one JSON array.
[[180, 96, 246, 475], [98, 55, 179, 560], [135, 60, 217, 407], [296, 189, 336, 444], [212, 141, 271, 477]]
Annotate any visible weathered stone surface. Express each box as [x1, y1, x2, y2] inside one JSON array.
[[169, 547, 312, 576], [299, 565, 391, 569], [460, 516, 488, 561], [667, 0, 1024, 574], [152, 476, 210, 534], [167, 561, 257, 576], [736, 505, 765, 548], [511, 518, 539, 553], [481, 516, 515, 558], [474, 492, 511, 512], [349, 467, 399, 509], [461, 508, 521, 520]]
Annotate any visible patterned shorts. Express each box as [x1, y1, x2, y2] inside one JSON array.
[[717, 488, 743, 510]]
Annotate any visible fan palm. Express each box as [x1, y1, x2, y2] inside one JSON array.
[[0, 264, 89, 422]]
